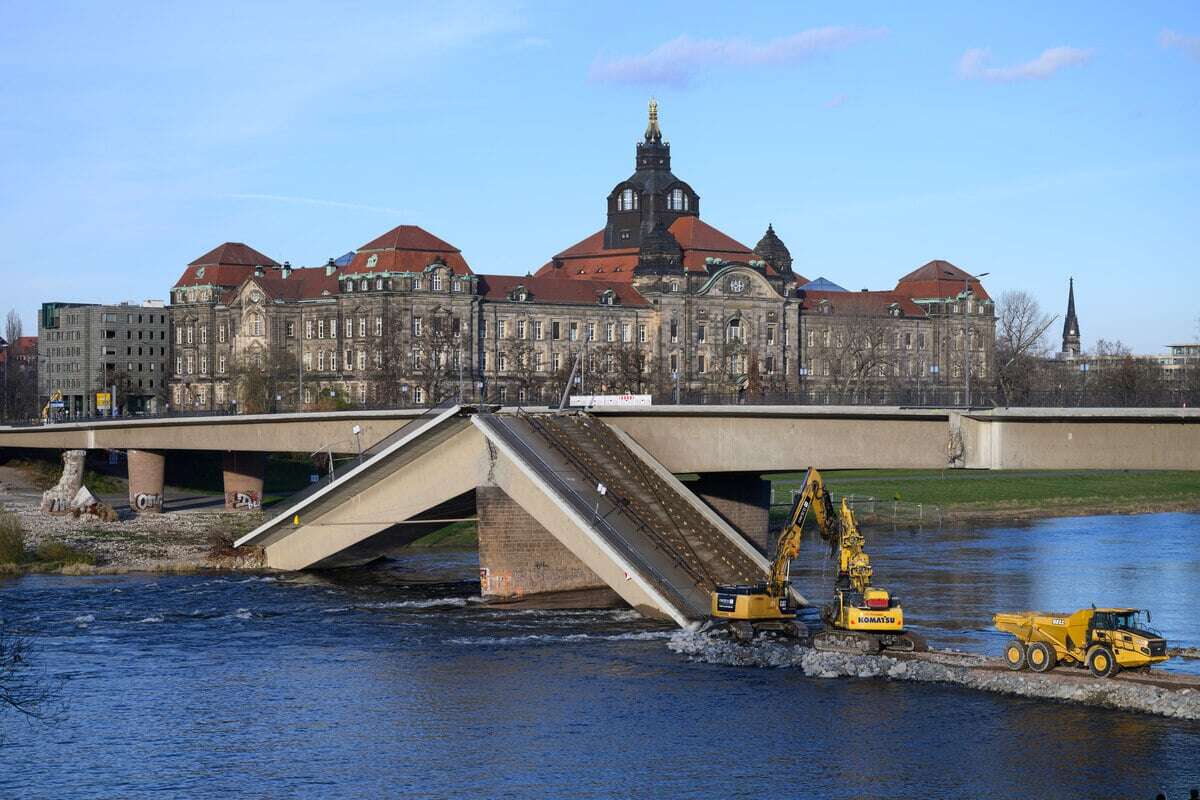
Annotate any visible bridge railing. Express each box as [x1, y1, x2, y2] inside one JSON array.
[[272, 398, 462, 510]]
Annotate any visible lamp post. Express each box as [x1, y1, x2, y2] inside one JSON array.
[[948, 269, 989, 407]]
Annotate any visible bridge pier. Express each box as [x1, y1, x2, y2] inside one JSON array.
[[476, 486, 609, 602], [223, 452, 266, 511], [689, 472, 773, 554], [126, 449, 165, 514]]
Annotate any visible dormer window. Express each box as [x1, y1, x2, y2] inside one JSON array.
[[413, 277, 422, 290], [508, 285, 529, 302], [617, 188, 638, 211], [599, 289, 617, 306], [431, 274, 443, 291], [668, 188, 689, 211], [345, 281, 353, 293], [360, 279, 368, 292], [888, 303, 902, 317], [375, 277, 384, 290]]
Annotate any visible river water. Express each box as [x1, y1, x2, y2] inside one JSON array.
[[1, 512, 1198, 798]]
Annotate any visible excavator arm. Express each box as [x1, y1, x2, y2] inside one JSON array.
[[767, 467, 839, 598]]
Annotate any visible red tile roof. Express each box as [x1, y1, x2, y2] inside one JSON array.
[[895, 260, 991, 301], [800, 290, 927, 318], [0, 336, 37, 367], [537, 217, 768, 282], [248, 268, 341, 302], [176, 242, 280, 289], [344, 224, 472, 275], [478, 275, 649, 307]]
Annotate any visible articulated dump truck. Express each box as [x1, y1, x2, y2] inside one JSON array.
[[994, 607, 1169, 678]]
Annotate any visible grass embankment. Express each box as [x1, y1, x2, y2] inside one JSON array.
[[408, 520, 478, 548], [767, 469, 1200, 523], [5, 456, 127, 495], [0, 510, 97, 573]]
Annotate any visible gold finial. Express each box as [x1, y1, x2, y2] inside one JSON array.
[[645, 97, 661, 141]]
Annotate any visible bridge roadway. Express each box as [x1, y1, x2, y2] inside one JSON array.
[[3, 406, 1199, 470], [236, 406, 782, 625]]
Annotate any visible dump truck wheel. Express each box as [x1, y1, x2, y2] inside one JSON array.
[[1027, 642, 1056, 673], [1087, 646, 1117, 678], [1003, 641, 1027, 671]]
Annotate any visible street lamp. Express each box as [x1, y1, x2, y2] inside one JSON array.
[[947, 269, 990, 407]]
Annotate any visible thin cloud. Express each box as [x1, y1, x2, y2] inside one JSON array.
[[590, 27, 888, 87], [228, 193, 406, 216], [959, 46, 1093, 82], [824, 94, 849, 110], [1160, 29, 1200, 61]]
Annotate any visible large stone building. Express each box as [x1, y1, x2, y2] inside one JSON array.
[[169, 101, 995, 410], [39, 301, 170, 416]]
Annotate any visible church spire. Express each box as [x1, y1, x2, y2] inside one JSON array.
[[644, 97, 661, 142], [1061, 277, 1081, 358]]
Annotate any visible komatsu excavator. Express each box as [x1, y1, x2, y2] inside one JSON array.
[[709, 467, 925, 653]]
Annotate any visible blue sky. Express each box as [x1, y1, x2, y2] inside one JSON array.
[[1, 1, 1197, 351]]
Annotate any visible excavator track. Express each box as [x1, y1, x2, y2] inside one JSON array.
[[812, 629, 928, 655]]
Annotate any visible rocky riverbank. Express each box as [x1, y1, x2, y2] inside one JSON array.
[[668, 631, 1200, 721], [0, 464, 264, 572]]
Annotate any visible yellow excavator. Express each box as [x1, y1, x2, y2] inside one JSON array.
[[709, 467, 925, 653]]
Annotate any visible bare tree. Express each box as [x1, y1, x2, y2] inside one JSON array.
[[4, 310, 21, 347], [411, 309, 463, 404], [1090, 339, 1168, 407], [809, 315, 898, 403], [1, 624, 62, 730], [229, 342, 299, 413], [994, 290, 1057, 405]]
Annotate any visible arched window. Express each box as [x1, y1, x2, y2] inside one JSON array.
[[726, 318, 742, 343], [360, 279, 368, 292], [669, 188, 689, 211]]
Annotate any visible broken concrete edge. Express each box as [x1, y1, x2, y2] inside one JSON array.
[[602, 421, 805, 608], [472, 414, 696, 630], [234, 404, 463, 549]]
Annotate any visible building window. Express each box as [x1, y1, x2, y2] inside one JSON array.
[[346, 281, 354, 293], [286, 321, 295, 338], [552, 352, 561, 372], [618, 188, 637, 211], [534, 320, 544, 340], [697, 323, 706, 343], [358, 383, 367, 403], [568, 322, 578, 342], [587, 322, 596, 341], [431, 274, 443, 291], [373, 316, 382, 337], [670, 353, 678, 372], [218, 354, 226, 373], [357, 317, 365, 337], [726, 319, 742, 343], [670, 319, 678, 343], [318, 319, 325, 339], [534, 352, 544, 372], [360, 279, 368, 292], [200, 325, 208, 344], [498, 386, 507, 403], [373, 350, 381, 368], [345, 318, 353, 338], [412, 277, 423, 291], [304, 387, 314, 405], [376, 278, 384, 290], [517, 320, 527, 339], [186, 325, 194, 345], [343, 350, 352, 371], [497, 319, 507, 338], [357, 350, 366, 371], [303, 352, 311, 370], [252, 316, 263, 336], [414, 386, 425, 405], [175, 356, 182, 374], [638, 324, 647, 343], [413, 317, 423, 337], [766, 355, 775, 374], [318, 350, 325, 371], [697, 354, 706, 373], [305, 320, 313, 339], [668, 188, 689, 211], [670, 281, 680, 293], [186, 354, 194, 374], [551, 321, 560, 340], [200, 354, 208, 374], [498, 352, 509, 372], [766, 325, 775, 345]]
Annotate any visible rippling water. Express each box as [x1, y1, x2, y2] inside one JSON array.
[[2, 513, 1199, 798]]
